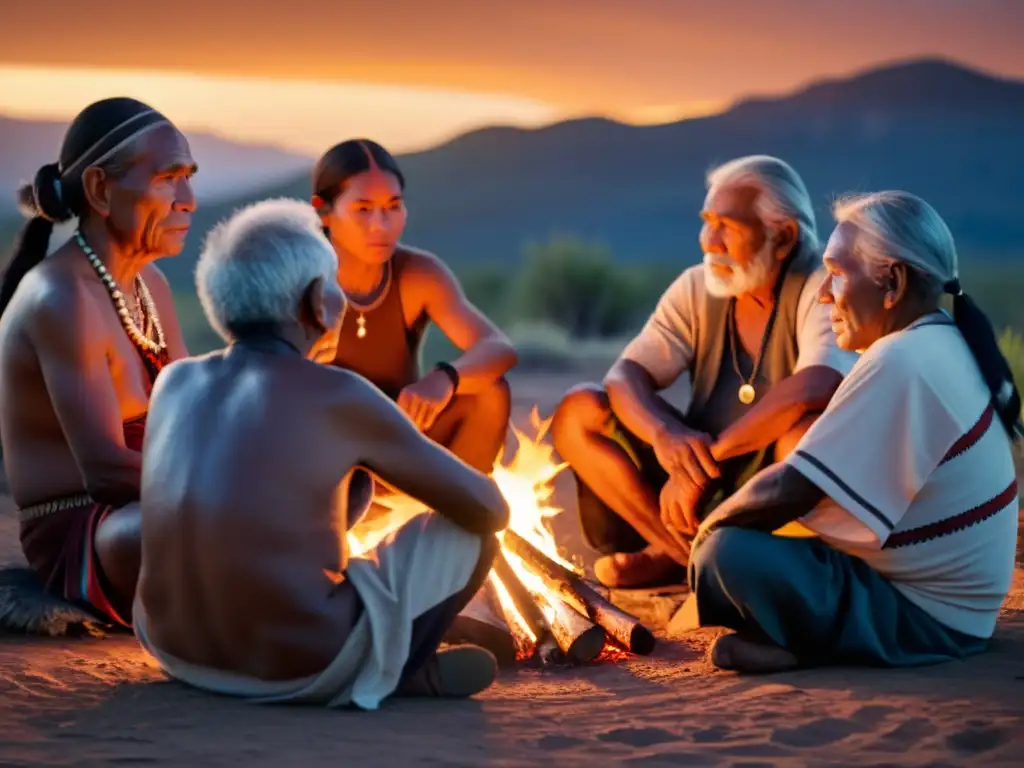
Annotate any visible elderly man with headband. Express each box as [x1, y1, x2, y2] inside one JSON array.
[[0, 97, 195, 628]]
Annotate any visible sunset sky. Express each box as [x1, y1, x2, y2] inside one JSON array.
[[2, 0, 1022, 154]]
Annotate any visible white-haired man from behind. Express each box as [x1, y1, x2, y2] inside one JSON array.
[[688, 190, 1021, 672], [551, 155, 859, 588], [133, 198, 509, 708]]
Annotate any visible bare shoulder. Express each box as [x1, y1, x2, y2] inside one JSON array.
[[309, 362, 404, 423], [393, 246, 462, 316], [12, 247, 106, 338], [149, 349, 220, 397], [396, 245, 456, 284], [152, 350, 210, 383], [313, 361, 389, 403]]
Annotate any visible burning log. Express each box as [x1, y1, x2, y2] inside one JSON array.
[[491, 549, 548, 641], [487, 573, 536, 662], [492, 548, 603, 664], [502, 530, 657, 655], [536, 633, 564, 666], [529, 588, 606, 663]]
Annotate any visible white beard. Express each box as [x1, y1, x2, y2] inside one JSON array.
[[702, 242, 775, 298]]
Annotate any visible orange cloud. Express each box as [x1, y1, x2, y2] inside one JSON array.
[[2, 0, 1022, 116]]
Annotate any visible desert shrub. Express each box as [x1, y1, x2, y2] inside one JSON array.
[[459, 261, 513, 325], [998, 328, 1024, 416], [504, 320, 629, 371], [511, 234, 651, 338]]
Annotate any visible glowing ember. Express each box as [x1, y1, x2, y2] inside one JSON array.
[[346, 407, 635, 664]]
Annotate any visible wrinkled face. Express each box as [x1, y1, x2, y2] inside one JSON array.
[[819, 222, 888, 351], [699, 183, 777, 297], [321, 169, 406, 266], [104, 124, 197, 258]]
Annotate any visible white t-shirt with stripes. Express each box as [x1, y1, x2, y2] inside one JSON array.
[[785, 312, 1019, 639]]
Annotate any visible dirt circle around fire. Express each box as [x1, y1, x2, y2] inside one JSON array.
[[0, 391, 1022, 766]]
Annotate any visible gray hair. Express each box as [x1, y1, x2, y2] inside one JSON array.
[[706, 155, 820, 259], [832, 191, 956, 300], [196, 197, 339, 342]]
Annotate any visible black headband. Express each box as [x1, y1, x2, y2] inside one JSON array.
[[60, 109, 170, 178]]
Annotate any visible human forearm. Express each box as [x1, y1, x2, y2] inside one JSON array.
[[711, 366, 841, 461], [447, 335, 518, 395], [693, 463, 823, 548], [604, 360, 688, 446], [82, 452, 143, 507], [422, 466, 510, 535], [368, 426, 510, 535]]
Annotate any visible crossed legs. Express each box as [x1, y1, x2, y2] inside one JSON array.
[[551, 381, 820, 586]]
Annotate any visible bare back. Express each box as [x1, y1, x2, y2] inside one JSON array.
[[0, 245, 185, 508], [137, 342, 507, 682]]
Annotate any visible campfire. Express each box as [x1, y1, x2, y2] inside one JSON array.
[[347, 409, 655, 667]]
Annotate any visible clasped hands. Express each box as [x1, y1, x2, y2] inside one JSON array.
[[652, 423, 720, 542]]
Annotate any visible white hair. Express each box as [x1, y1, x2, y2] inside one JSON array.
[[196, 197, 339, 342], [832, 191, 956, 299], [706, 155, 820, 259]]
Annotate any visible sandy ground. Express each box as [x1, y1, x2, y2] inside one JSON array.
[[0, 374, 1022, 767]]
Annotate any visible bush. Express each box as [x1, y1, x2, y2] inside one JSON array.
[[511, 234, 652, 338], [998, 328, 1024, 415], [504, 320, 629, 372], [459, 261, 513, 325]]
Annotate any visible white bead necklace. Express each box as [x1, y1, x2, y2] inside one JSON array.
[[74, 230, 167, 359]]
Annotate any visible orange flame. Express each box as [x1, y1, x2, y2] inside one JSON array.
[[346, 408, 604, 659]]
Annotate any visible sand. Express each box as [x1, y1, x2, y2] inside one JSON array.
[[0, 381, 1022, 767]]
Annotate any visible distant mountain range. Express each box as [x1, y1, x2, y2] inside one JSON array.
[[3, 57, 1023, 297], [0, 117, 313, 206]]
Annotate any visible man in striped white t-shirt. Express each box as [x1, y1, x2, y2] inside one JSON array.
[[684, 191, 1021, 672]]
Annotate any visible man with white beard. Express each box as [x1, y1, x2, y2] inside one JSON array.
[[551, 155, 858, 588]]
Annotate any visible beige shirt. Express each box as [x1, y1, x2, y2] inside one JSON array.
[[620, 264, 858, 388]]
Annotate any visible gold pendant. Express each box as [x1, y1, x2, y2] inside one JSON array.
[[738, 383, 756, 405], [356, 314, 367, 339]]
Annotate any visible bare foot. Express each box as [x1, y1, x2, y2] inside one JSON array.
[[593, 547, 685, 588], [709, 633, 800, 673]]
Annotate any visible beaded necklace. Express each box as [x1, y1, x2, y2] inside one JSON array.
[[74, 230, 169, 380]]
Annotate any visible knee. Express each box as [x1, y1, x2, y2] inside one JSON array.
[[690, 527, 766, 595], [484, 376, 511, 422], [551, 383, 611, 455], [94, 511, 142, 591], [459, 376, 511, 425], [774, 411, 822, 463]]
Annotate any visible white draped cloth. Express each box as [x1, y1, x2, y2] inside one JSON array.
[[134, 510, 481, 710]]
